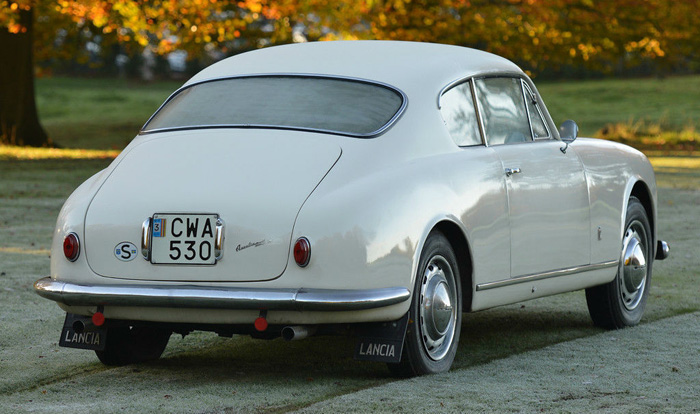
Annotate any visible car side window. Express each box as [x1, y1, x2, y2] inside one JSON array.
[[439, 81, 482, 147], [522, 82, 550, 139], [474, 77, 532, 145]]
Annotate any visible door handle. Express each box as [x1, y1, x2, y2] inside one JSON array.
[[505, 167, 521, 177]]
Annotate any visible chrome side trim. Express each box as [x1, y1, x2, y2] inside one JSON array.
[[33, 277, 410, 311], [475, 261, 618, 291], [140, 73, 408, 139]]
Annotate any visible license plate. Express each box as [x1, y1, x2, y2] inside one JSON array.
[[150, 213, 219, 265]]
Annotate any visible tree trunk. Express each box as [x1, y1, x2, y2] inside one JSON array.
[[0, 6, 49, 146]]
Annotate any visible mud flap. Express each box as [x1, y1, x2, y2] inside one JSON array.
[[353, 313, 408, 363], [59, 313, 107, 351]]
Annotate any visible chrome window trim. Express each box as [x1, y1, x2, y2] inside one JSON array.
[[33, 277, 411, 311], [522, 81, 552, 140], [472, 75, 535, 147], [470, 78, 488, 147], [475, 260, 619, 291], [140, 73, 408, 139], [437, 78, 486, 147], [520, 80, 537, 141], [438, 71, 523, 149], [436, 70, 524, 109], [437, 77, 473, 110]]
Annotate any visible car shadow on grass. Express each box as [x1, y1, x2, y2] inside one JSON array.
[[142, 295, 598, 381]]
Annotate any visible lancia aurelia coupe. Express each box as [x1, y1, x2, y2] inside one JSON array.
[[35, 41, 669, 376]]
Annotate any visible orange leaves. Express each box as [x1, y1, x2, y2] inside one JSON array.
[[0, 0, 694, 75], [0, 0, 29, 33], [625, 37, 665, 58], [336, 0, 695, 74], [14, 0, 285, 58], [244, 0, 263, 14]]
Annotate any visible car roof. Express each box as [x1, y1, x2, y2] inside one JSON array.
[[184, 41, 524, 95]]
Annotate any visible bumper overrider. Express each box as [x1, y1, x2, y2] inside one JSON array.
[[656, 240, 670, 261], [33, 277, 411, 311]]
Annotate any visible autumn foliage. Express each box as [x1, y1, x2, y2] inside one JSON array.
[[1, 0, 698, 74], [1, 0, 699, 146]]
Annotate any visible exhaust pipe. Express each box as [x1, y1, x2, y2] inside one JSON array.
[[71, 312, 105, 333], [72, 319, 94, 333], [281, 325, 317, 341]]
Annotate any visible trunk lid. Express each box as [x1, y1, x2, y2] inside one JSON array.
[[84, 129, 341, 282]]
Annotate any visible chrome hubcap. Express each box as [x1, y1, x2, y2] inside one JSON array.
[[419, 255, 457, 361], [619, 220, 648, 311]]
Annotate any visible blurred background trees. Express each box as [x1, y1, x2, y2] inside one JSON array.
[[1, 0, 699, 146]]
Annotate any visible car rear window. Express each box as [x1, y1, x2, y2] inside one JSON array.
[[142, 76, 405, 137]]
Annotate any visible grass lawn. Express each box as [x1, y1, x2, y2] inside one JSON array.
[[35, 77, 181, 150], [34, 75, 700, 150], [537, 75, 700, 137]]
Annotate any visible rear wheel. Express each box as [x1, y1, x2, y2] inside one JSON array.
[[96, 325, 171, 366], [388, 231, 461, 376], [586, 197, 652, 329]]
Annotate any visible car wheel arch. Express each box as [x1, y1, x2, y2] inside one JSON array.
[[621, 178, 655, 246], [630, 180, 655, 243], [426, 220, 474, 313]]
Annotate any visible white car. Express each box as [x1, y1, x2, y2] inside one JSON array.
[[35, 41, 669, 376]]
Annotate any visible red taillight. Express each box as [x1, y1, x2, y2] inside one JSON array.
[[293, 237, 311, 267], [63, 233, 80, 262]]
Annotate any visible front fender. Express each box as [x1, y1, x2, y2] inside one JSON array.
[[573, 138, 657, 264]]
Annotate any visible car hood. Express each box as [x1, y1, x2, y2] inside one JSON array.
[[84, 129, 341, 282]]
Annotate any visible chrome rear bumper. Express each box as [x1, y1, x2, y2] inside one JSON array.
[[34, 277, 410, 311]]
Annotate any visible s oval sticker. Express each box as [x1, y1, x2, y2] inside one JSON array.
[[114, 242, 138, 262]]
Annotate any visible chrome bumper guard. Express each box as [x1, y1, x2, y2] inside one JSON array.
[[655, 240, 670, 261], [33, 277, 411, 311]]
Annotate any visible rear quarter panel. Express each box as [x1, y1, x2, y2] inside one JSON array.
[[289, 137, 510, 309]]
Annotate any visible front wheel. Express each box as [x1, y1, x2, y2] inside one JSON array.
[[586, 197, 652, 329], [96, 325, 171, 366], [388, 231, 462, 376]]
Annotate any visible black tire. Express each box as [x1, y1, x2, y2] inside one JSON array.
[[388, 231, 462, 376], [96, 325, 171, 366], [586, 197, 652, 329]]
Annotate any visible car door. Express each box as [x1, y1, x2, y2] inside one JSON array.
[[474, 77, 590, 278], [439, 79, 511, 284]]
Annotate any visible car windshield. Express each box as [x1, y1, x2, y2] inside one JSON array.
[[142, 76, 405, 137]]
